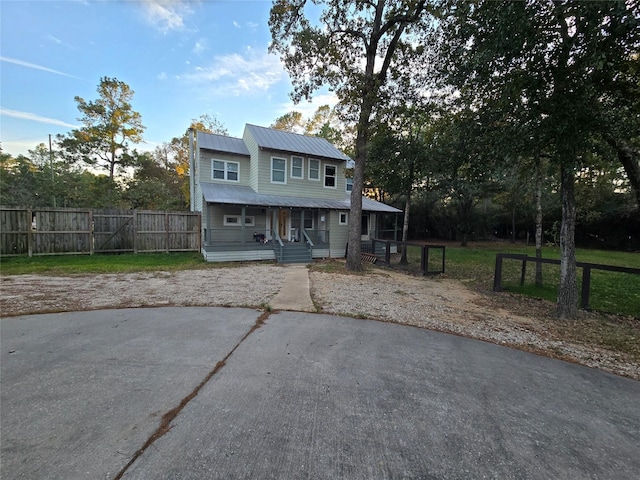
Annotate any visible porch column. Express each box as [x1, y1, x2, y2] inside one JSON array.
[[241, 206, 246, 246], [272, 209, 278, 240], [394, 213, 398, 241], [206, 203, 211, 244], [300, 210, 305, 240]]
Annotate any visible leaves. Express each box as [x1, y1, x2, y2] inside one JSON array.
[[58, 77, 145, 179]]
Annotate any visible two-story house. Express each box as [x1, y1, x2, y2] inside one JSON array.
[[189, 124, 401, 263]]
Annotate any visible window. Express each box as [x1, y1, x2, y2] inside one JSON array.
[[271, 157, 286, 183], [308, 159, 320, 181], [339, 212, 348, 225], [224, 215, 254, 227], [291, 156, 303, 179], [346, 177, 353, 192], [303, 210, 313, 229], [212, 160, 239, 182], [324, 164, 336, 188], [361, 215, 369, 235]]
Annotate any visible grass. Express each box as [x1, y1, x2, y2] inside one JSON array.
[[403, 242, 640, 318], [0, 252, 229, 275], [2, 243, 638, 318]]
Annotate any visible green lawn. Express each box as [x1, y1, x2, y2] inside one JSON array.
[[0, 252, 219, 275], [405, 243, 640, 318], [2, 244, 638, 318]]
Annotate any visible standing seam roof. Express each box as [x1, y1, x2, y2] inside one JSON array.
[[196, 131, 250, 156], [244, 124, 351, 162]]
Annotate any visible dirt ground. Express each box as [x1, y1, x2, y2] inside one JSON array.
[[1, 264, 638, 381]]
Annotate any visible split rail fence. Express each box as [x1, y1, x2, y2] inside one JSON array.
[[0, 207, 201, 257], [493, 253, 640, 311]]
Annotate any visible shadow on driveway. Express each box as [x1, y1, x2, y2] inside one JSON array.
[[2, 307, 639, 479]]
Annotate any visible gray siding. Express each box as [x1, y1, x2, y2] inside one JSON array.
[[329, 210, 349, 258], [199, 151, 251, 187], [253, 148, 348, 198], [242, 129, 261, 191]]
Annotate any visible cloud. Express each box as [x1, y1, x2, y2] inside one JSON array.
[[233, 20, 241, 29], [279, 93, 340, 118], [186, 47, 285, 96], [142, 0, 192, 34], [193, 39, 206, 54], [0, 107, 79, 129], [0, 56, 80, 79]]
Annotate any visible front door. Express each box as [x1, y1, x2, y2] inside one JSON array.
[[278, 209, 288, 240]]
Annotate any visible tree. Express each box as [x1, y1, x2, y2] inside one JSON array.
[[271, 111, 305, 132], [271, 105, 346, 148], [163, 114, 229, 208], [270, 0, 437, 271], [124, 149, 188, 210], [439, 0, 639, 318], [368, 109, 431, 263], [58, 76, 145, 179]]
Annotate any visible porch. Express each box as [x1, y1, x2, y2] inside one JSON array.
[[202, 226, 330, 263]]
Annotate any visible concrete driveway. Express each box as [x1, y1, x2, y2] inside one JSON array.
[[1, 307, 638, 479]]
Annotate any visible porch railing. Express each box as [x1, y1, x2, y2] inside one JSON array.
[[206, 227, 330, 245], [205, 227, 273, 247]]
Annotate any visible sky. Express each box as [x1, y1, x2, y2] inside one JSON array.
[[0, 0, 335, 157]]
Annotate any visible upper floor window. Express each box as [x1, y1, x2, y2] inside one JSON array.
[[324, 164, 337, 188], [271, 157, 286, 184], [346, 177, 353, 192], [212, 160, 239, 182], [291, 156, 303, 179], [309, 159, 320, 181]]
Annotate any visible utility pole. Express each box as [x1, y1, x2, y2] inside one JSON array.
[[49, 134, 56, 207]]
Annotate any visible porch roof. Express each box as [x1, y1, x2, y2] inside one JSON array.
[[200, 183, 401, 213]]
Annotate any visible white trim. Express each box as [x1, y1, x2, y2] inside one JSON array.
[[324, 164, 337, 189], [211, 159, 239, 182], [303, 209, 314, 230], [271, 156, 287, 184], [308, 158, 320, 181], [224, 215, 254, 227], [339, 212, 348, 225], [290, 155, 304, 179], [346, 177, 353, 192]]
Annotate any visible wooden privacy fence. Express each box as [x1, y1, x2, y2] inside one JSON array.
[[1, 207, 201, 256], [493, 253, 640, 311]]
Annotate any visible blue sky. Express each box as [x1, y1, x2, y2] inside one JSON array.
[[1, 0, 335, 157]]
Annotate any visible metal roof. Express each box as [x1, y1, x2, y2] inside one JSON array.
[[197, 131, 250, 156], [200, 183, 401, 213], [244, 124, 352, 162]]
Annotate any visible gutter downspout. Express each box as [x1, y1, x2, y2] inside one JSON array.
[[188, 128, 196, 212]]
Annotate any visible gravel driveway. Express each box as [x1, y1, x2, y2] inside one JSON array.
[[1, 263, 638, 380]]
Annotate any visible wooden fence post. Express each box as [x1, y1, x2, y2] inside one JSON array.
[[165, 212, 170, 253], [520, 256, 527, 286], [493, 254, 503, 291], [26, 208, 33, 257], [133, 210, 138, 254], [89, 209, 94, 255], [581, 266, 592, 311]]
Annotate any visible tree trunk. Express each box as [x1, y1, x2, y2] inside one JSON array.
[[603, 135, 640, 210], [399, 192, 411, 265], [535, 155, 544, 287], [511, 205, 516, 243], [556, 163, 578, 319], [346, 114, 369, 272]]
